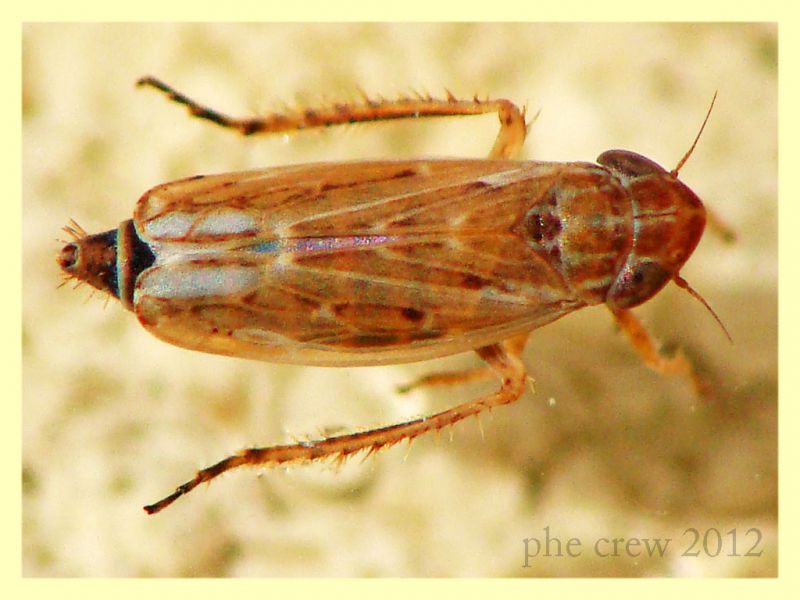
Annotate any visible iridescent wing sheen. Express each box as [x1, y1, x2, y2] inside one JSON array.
[[132, 159, 585, 366]]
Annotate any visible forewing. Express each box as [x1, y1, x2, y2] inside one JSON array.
[[133, 160, 582, 365]]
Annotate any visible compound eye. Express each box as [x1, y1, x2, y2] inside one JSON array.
[[608, 260, 670, 309], [597, 150, 668, 177]]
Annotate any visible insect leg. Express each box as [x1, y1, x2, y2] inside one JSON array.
[[397, 332, 530, 393], [144, 337, 528, 515], [610, 308, 708, 396], [136, 76, 526, 158], [705, 206, 737, 243], [396, 366, 494, 394]]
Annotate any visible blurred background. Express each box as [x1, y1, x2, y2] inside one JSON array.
[[22, 23, 776, 577]]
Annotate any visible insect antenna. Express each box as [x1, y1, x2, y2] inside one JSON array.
[[673, 275, 732, 343], [670, 93, 737, 242], [672, 91, 717, 177]]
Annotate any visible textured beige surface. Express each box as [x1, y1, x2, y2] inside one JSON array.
[[22, 23, 776, 577]]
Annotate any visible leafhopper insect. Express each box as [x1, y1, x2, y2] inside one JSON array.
[[59, 77, 725, 514]]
